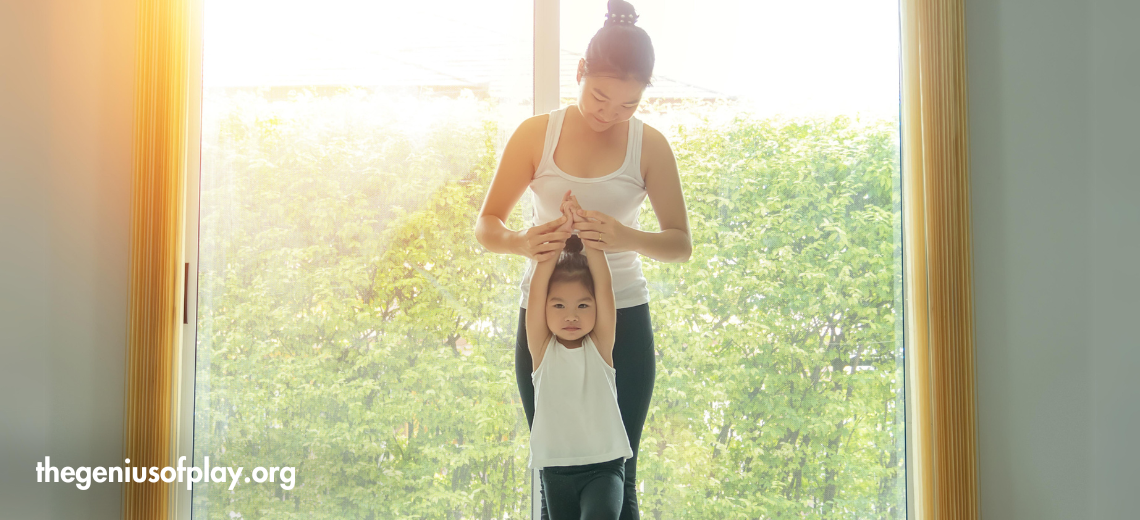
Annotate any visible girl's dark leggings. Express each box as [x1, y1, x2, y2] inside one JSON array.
[[516, 303, 655, 520], [541, 458, 626, 520]]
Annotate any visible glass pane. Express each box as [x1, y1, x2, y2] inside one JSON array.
[[193, 1, 533, 518], [561, 1, 905, 518]]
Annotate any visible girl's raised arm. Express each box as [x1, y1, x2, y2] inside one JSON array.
[[582, 240, 617, 367], [525, 232, 561, 373]]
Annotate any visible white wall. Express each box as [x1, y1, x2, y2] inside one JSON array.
[[967, 0, 1140, 519], [0, 0, 135, 518]]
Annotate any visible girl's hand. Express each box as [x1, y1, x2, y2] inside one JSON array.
[[555, 190, 577, 235], [574, 209, 633, 253], [521, 216, 572, 263], [558, 191, 585, 231]]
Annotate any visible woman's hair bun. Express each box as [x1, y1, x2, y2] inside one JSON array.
[[586, 0, 653, 85], [564, 234, 584, 254], [604, 0, 639, 26]]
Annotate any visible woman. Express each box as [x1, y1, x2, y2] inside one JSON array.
[[474, 1, 690, 518]]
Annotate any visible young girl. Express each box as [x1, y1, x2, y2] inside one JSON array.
[[527, 195, 632, 520]]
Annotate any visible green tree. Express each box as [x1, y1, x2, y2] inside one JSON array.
[[636, 114, 904, 519], [193, 91, 903, 519], [195, 90, 532, 519]]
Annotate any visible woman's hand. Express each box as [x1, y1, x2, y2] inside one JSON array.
[[573, 209, 634, 253], [520, 215, 572, 263]]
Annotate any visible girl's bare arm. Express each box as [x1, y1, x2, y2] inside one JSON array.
[[583, 245, 617, 366], [526, 253, 558, 372]]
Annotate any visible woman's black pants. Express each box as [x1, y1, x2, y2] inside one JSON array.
[[516, 303, 655, 520]]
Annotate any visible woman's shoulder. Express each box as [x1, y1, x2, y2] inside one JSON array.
[[639, 122, 676, 177], [508, 114, 550, 170], [640, 122, 671, 153], [515, 113, 550, 138]]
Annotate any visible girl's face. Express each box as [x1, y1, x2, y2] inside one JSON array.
[[575, 58, 646, 133], [546, 280, 597, 344]]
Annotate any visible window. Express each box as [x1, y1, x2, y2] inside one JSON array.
[[185, 0, 904, 518], [190, 1, 534, 517]]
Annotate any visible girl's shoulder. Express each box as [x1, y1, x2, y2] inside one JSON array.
[[585, 333, 616, 369]]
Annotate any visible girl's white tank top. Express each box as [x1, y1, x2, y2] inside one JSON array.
[[518, 106, 650, 310], [529, 334, 633, 469]]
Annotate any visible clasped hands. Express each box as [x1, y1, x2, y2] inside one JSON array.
[[555, 191, 584, 234], [522, 190, 630, 263]]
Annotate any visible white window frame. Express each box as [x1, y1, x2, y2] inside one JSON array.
[[532, 1, 558, 516], [173, 0, 203, 516]]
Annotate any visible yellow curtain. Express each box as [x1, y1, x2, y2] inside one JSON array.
[[122, 0, 190, 517], [902, 0, 979, 518]]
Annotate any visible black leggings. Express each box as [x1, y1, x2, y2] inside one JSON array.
[[516, 303, 655, 520], [541, 458, 626, 520]]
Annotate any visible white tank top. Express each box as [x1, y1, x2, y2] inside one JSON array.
[[518, 106, 650, 310], [529, 334, 633, 469]]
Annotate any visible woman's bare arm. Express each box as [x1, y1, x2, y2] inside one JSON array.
[[475, 115, 570, 262], [573, 124, 692, 262], [635, 124, 692, 263]]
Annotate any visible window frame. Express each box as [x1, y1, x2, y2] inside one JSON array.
[[173, 0, 203, 516], [172, 1, 915, 518]]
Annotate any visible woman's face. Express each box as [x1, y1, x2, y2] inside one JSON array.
[[575, 59, 646, 133]]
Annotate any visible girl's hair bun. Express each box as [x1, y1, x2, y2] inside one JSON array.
[[564, 234, 585, 254], [551, 234, 593, 296]]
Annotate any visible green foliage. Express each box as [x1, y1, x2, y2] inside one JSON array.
[[193, 91, 903, 519], [637, 114, 905, 519]]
